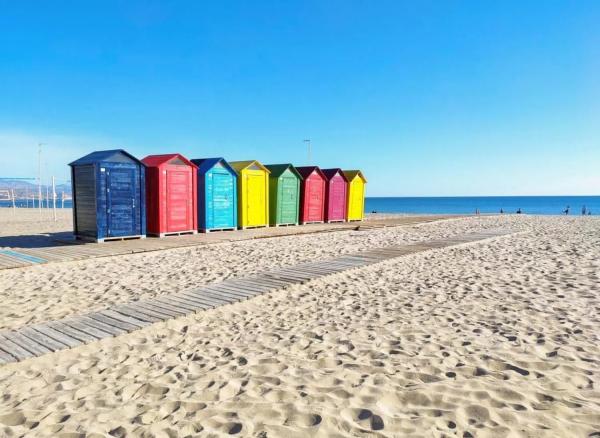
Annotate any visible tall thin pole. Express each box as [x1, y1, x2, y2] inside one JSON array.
[[303, 139, 311, 165], [37, 143, 44, 213], [11, 189, 16, 213], [52, 176, 57, 221]]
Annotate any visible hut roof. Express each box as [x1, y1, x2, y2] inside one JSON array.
[[265, 164, 302, 179], [69, 149, 142, 167], [229, 160, 270, 174], [321, 168, 349, 182], [343, 170, 368, 183], [295, 166, 326, 180], [190, 158, 237, 175], [141, 153, 197, 169]]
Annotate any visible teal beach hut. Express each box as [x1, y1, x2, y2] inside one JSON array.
[[191, 158, 238, 232]]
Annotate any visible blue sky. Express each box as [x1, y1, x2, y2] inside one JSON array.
[[0, 1, 598, 196]]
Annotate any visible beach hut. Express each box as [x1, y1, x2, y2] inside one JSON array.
[[296, 166, 326, 224], [69, 149, 146, 242], [265, 164, 301, 226], [321, 168, 348, 223], [230, 160, 270, 229], [343, 170, 367, 221], [191, 158, 238, 232], [141, 154, 198, 237]]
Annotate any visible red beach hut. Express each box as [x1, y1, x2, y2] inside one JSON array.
[[141, 154, 198, 237], [296, 166, 326, 224], [321, 168, 348, 223]]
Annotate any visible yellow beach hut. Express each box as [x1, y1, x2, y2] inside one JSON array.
[[230, 160, 270, 229], [343, 170, 367, 221]]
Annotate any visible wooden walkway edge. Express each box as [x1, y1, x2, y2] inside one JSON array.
[[0, 216, 460, 271], [0, 228, 512, 365]]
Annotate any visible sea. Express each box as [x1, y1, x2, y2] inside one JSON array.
[[1, 196, 599, 215], [365, 196, 600, 216]]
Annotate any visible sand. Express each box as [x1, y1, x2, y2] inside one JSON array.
[[0, 213, 599, 437]]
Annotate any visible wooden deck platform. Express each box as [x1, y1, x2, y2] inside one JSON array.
[[0, 228, 512, 364], [0, 216, 461, 271]]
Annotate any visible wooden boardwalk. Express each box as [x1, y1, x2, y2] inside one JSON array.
[[0, 216, 458, 271], [0, 228, 512, 365]]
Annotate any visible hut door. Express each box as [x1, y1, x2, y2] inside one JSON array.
[[166, 168, 192, 232], [106, 167, 137, 237], [212, 171, 234, 228], [330, 176, 346, 219], [349, 180, 364, 219], [280, 177, 298, 224], [307, 176, 324, 221], [246, 174, 264, 226]]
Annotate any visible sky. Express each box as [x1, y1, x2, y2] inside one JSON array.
[[0, 0, 599, 196]]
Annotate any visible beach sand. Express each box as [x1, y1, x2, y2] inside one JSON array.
[[0, 212, 599, 437]]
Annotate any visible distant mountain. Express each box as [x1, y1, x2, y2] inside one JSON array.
[[0, 179, 71, 198]]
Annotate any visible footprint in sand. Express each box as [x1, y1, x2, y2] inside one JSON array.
[[341, 408, 385, 431]]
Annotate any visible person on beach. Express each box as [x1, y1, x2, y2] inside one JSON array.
[[516, 208, 522, 214], [563, 206, 570, 215], [500, 208, 504, 214], [582, 205, 587, 215]]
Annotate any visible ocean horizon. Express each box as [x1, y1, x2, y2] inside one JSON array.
[[365, 196, 600, 216], [1, 195, 599, 216]]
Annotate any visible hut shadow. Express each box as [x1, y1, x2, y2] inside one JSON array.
[[0, 231, 75, 249]]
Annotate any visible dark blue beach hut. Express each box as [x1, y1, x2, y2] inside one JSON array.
[[69, 149, 146, 242], [191, 158, 238, 232]]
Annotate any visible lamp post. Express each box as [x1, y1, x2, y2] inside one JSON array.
[[303, 139, 311, 165]]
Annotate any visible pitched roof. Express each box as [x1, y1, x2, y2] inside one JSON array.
[[190, 158, 237, 175], [229, 160, 270, 174], [264, 164, 302, 179], [321, 168, 348, 182], [141, 153, 197, 169], [343, 170, 367, 183], [295, 166, 326, 180], [69, 149, 142, 166]]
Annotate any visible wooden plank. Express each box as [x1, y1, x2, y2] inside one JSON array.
[[137, 300, 188, 316], [205, 284, 253, 298], [20, 327, 68, 352], [2, 331, 52, 356], [172, 293, 214, 310], [242, 277, 290, 289], [0, 333, 32, 361], [96, 310, 150, 328], [46, 321, 97, 342], [0, 348, 16, 364], [159, 296, 204, 312], [89, 312, 142, 331], [262, 272, 308, 283], [267, 268, 313, 283], [194, 288, 239, 305], [152, 297, 198, 313], [63, 317, 116, 339], [31, 324, 82, 348], [250, 275, 295, 286], [116, 303, 171, 321], [177, 291, 220, 308], [132, 301, 184, 318], [192, 288, 236, 304], [226, 279, 276, 293], [112, 304, 165, 322], [79, 316, 128, 335], [216, 281, 265, 295]]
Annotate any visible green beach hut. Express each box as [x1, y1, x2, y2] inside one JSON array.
[[265, 164, 301, 226]]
